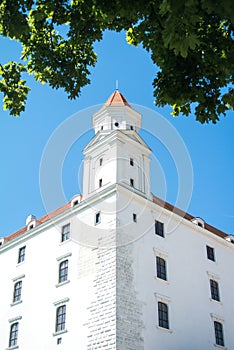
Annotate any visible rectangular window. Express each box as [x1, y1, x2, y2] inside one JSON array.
[[130, 158, 134, 166], [56, 305, 66, 332], [206, 245, 215, 261], [95, 212, 101, 225], [214, 321, 225, 346], [158, 302, 169, 329], [9, 322, 19, 347], [99, 178, 102, 187], [13, 281, 22, 303], [18, 246, 26, 263], [99, 158, 103, 166], [156, 257, 167, 281], [130, 178, 134, 187], [61, 224, 70, 242], [155, 221, 164, 237], [210, 279, 220, 301], [133, 213, 137, 223]]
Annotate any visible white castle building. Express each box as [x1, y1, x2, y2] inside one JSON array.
[[0, 91, 234, 350]]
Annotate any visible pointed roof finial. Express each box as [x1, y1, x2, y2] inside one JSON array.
[[116, 80, 119, 90]]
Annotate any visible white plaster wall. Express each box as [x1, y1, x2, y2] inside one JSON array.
[[115, 187, 234, 350]]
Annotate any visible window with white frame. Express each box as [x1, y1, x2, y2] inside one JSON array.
[[56, 305, 66, 333], [158, 302, 169, 329], [156, 256, 167, 281], [214, 321, 225, 347], [206, 245, 215, 261], [59, 260, 68, 283], [13, 281, 22, 303], [61, 224, 70, 242], [9, 322, 19, 348], [18, 246, 26, 263], [210, 279, 220, 302], [155, 220, 164, 237]]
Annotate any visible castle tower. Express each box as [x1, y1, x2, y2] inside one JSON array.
[[83, 90, 151, 199], [0, 91, 233, 350]]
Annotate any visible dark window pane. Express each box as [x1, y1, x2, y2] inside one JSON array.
[[155, 221, 164, 237], [61, 224, 70, 242], [56, 305, 66, 332], [95, 212, 101, 224], [130, 178, 134, 187], [206, 246, 215, 261], [130, 158, 134, 166], [18, 246, 26, 263], [156, 257, 167, 281], [214, 321, 224, 346], [13, 281, 22, 302], [9, 322, 19, 347], [158, 302, 169, 329], [210, 279, 220, 301], [59, 260, 68, 283]]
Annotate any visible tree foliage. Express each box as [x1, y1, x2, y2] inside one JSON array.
[[0, 0, 233, 122]]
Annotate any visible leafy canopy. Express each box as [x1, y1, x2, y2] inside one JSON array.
[[0, 0, 234, 123]]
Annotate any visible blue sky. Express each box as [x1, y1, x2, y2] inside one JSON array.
[[0, 30, 233, 237]]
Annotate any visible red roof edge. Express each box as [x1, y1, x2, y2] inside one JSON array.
[[2, 193, 227, 245], [152, 195, 228, 239], [4, 201, 72, 243]]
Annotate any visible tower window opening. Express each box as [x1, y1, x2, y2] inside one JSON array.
[[130, 158, 134, 166], [130, 125, 133, 130], [101, 126, 103, 130], [100, 158, 103, 166], [95, 212, 101, 225], [99, 179, 102, 187], [114, 122, 119, 127], [133, 213, 137, 223], [130, 178, 134, 187]]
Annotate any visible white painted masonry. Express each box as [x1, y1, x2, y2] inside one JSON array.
[[0, 91, 234, 350]]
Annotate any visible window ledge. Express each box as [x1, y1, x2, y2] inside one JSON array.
[[154, 276, 169, 285], [16, 262, 25, 267], [210, 298, 222, 305], [55, 280, 70, 288], [6, 346, 19, 350], [59, 239, 71, 246], [53, 329, 68, 337], [156, 326, 173, 333], [10, 300, 22, 307], [214, 344, 226, 349]]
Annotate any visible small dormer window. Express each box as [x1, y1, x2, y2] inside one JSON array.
[[99, 179, 102, 187], [130, 158, 134, 166], [191, 217, 205, 228], [29, 224, 34, 230], [130, 178, 134, 187], [71, 194, 82, 207]]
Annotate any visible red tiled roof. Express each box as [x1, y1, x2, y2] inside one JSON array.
[[3, 194, 227, 245], [104, 90, 132, 108], [152, 195, 228, 239], [4, 202, 71, 243]]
